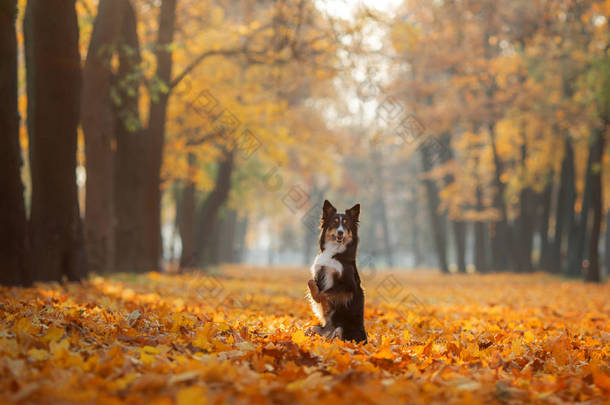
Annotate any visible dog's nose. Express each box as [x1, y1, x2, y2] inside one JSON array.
[[337, 230, 344, 237]]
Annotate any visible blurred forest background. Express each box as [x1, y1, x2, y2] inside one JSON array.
[[1, 0, 609, 285]]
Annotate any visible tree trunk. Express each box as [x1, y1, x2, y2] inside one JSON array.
[[605, 210, 610, 278], [537, 181, 553, 271], [183, 152, 235, 268], [178, 156, 196, 269], [113, 0, 150, 272], [24, 0, 87, 281], [0, 0, 30, 286], [436, 133, 466, 273], [82, 0, 124, 272], [516, 132, 534, 273], [518, 188, 535, 273], [143, 0, 177, 270], [586, 127, 607, 283], [204, 217, 221, 266], [420, 144, 449, 274], [473, 184, 488, 273], [408, 185, 423, 267], [488, 122, 514, 271], [566, 144, 593, 276], [218, 210, 238, 263], [452, 220, 467, 273], [551, 136, 576, 273]]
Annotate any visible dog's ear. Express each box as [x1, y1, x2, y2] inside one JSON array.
[[322, 200, 337, 221], [346, 203, 360, 222]]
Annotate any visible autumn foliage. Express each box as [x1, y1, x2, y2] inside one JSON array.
[[1, 266, 609, 404]]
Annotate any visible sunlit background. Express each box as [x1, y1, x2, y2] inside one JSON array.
[[5, 0, 610, 282]]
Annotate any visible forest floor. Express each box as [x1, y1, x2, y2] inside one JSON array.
[[0, 266, 609, 404]]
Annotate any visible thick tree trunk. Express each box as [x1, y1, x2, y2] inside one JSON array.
[[183, 152, 235, 268], [113, 0, 150, 272], [420, 144, 449, 274], [586, 127, 607, 283], [551, 136, 576, 273], [114, 126, 149, 272], [0, 0, 29, 286], [24, 0, 87, 281], [566, 144, 593, 276], [82, 0, 124, 272], [143, 0, 177, 270]]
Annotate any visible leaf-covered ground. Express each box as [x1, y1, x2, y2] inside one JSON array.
[[1, 266, 609, 404]]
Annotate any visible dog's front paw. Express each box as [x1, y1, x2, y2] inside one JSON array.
[[308, 279, 321, 301], [305, 325, 323, 336], [328, 327, 343, 340]]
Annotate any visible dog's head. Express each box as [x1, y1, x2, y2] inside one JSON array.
[[319, 200, 360, 251]]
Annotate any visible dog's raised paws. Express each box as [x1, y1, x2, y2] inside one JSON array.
[[329, 327, 343, 340], [307, 279, 319, 294], [305, 325, 323, 336]]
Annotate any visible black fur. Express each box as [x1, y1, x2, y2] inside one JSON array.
[[316, 200, 367, 343]]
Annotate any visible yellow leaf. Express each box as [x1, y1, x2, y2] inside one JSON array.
[[216, 323, 231, 332], [291, 330, 307, 345], [27, 348, 49, 361], [193, 333, 212, 351], [523, 331, 535, 343], [139, 346, 160, 364], [373, 346, 394, 360], [141, 345, 161, 355], [15, 317, 37, 334], [50, 338, 69, 355], [42, 325, 64, 343], [112, 373, 139, 390], [176, 386, 207, 405]]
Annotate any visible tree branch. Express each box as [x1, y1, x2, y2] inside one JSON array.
[[170, 48, 244, 90]]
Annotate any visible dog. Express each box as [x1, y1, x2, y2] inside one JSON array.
[[306, 200, 367, 343]]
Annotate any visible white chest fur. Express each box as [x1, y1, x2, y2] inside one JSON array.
[[310, 241, 346, 291]]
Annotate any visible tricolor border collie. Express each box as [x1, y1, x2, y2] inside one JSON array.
[[307, 200, 367, 343]]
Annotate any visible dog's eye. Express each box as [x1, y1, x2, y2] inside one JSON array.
[[334, 218, 339, 223], [342, 219, 347, 225]]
